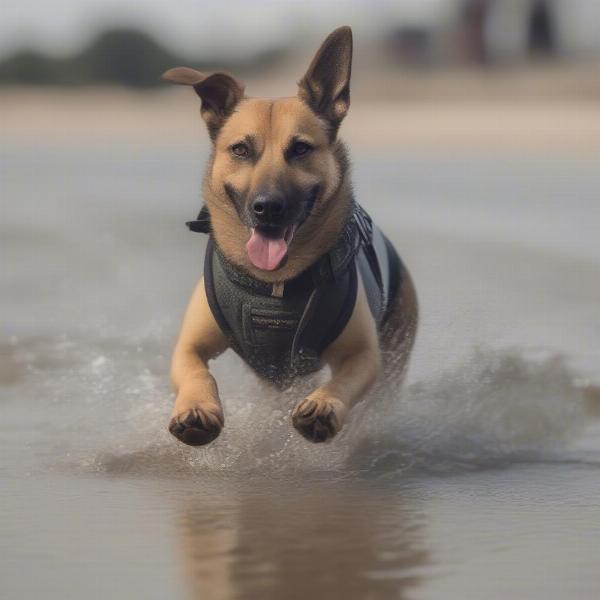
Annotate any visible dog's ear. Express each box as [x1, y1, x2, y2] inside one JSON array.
[[298, 26, 353, 137], [162, 67, 245, 140]]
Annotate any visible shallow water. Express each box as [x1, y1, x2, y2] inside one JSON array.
[[1, 143, 600, 599]]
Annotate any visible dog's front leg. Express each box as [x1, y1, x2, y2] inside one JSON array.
[[169, 278, 229, 446], [292, 280, 381, 443]]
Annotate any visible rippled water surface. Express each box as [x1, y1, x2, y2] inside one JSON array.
[[1, 144, 600, 599]]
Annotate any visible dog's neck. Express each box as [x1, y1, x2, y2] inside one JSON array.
[[206, 179, 353, 284]]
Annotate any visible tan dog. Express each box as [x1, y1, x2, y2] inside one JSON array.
[[164, 26, 418, 446]]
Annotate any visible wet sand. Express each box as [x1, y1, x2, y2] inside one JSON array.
[[1, 91, 600, 598]]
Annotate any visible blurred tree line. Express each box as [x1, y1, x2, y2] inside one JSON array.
[[0, 28, 287, 87]]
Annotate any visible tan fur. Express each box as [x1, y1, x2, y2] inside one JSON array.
[[167, 26, 418, 445], [169, 278, 227, 446]]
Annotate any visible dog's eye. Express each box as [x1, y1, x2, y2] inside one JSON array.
[[291, 141, 312, 157], [231, 143, 249, 158]]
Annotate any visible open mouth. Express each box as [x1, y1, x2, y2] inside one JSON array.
[[246, 224, 296, 271]]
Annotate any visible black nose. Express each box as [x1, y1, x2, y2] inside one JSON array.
[[252, 195, 286, 223]]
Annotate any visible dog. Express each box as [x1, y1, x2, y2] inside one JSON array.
[[163, 26, 418, 445]]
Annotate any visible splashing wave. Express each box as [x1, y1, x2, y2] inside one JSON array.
[[3, 335, 590, 478]]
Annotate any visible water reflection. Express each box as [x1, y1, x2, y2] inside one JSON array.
[[177, 477, 428, 600]]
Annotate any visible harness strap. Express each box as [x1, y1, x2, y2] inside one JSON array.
[[290, 287, 319, 367]]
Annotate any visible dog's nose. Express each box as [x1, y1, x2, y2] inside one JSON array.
[[252, 195, 286, 223]]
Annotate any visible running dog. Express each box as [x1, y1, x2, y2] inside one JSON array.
[[164, 26, 418, 445]]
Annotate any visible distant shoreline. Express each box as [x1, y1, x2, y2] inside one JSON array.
[[2, 67, 600, 157]]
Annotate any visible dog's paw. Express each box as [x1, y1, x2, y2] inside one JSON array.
[[291, 395, 347, 443], [168, 406, 224, 447]]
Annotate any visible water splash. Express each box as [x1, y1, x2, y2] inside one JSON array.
[[4, 334, 591, 479], [347, 348, 587, 474]]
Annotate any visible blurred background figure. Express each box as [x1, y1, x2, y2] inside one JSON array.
[[386, 0, 600, 67]]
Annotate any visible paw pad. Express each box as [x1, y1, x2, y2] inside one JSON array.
[[292, 398, 343, 443], [169, 407, 223, 446]]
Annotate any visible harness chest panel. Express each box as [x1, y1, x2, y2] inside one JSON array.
[[205, 239, 357, 383]]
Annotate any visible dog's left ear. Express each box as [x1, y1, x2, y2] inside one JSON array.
[[298, 26, 353, 136], [162, 67, 245, 140]]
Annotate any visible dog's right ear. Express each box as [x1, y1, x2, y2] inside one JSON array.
[[162, 67, 245, 140]]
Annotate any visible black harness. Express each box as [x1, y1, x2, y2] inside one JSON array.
[[187, 203, 402, 384]]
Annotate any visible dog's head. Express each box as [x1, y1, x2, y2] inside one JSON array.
[[164, 26, 353, 279]]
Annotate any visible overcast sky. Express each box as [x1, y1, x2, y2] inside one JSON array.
[[0, 0, 452, 58]]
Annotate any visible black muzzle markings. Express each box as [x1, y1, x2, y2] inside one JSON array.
[[245, 184, 320, 236]]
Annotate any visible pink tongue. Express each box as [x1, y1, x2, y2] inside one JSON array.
[[246, 229, 288, 271]]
